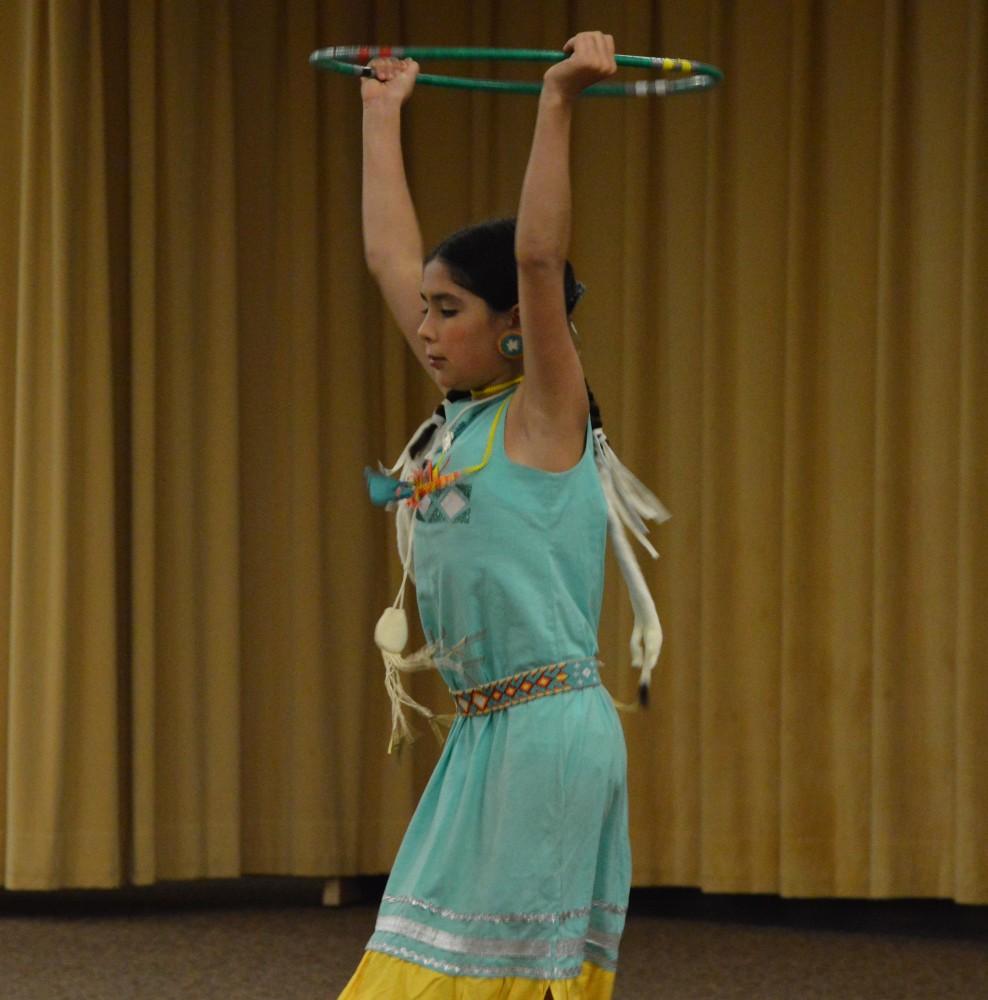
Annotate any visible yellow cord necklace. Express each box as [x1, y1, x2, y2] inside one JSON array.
[[471, 374, 524, 400]]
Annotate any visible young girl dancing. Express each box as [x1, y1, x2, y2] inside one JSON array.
[[341, 31, 664, 1000]]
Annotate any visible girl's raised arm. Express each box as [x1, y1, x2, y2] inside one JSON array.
[[513, 32, 617, 470], [361, 59, 432, 376]]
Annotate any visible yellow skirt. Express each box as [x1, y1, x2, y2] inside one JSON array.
[[338, 950, 616, 999]]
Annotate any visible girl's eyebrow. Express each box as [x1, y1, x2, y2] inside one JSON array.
[[420, 291, 464, 303]]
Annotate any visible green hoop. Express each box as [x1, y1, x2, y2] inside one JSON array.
[[309, 46, 723, 97]]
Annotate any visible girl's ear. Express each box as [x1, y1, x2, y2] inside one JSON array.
[[509, 304, 522, 329]]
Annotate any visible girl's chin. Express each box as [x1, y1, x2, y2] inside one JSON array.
[[438, 373, 472, 393]]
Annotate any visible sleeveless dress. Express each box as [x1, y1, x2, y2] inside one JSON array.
[[339, 388, 631, 999]]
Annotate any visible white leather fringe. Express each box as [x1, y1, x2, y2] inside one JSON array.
[[593, 429, 670, 699]]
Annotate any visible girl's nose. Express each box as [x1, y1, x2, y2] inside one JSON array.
[[417, 311, 435, 341]]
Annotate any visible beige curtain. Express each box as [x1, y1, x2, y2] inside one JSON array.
[[0, 0, 985, 902]]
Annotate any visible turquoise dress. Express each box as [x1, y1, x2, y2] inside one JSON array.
[[365, 388, 630, 984]]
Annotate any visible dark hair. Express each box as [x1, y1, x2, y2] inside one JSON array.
[[425, 218, 585, 316]]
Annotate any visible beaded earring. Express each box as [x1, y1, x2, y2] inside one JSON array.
[[497, 332, 524, 359]]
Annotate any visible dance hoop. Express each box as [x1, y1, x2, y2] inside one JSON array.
[[309, 46, 723, 96]]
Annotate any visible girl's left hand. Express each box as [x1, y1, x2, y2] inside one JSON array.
[[542, 31, 617, 100]]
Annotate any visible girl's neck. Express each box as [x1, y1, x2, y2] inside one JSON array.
[[470, 374, 524, 400]]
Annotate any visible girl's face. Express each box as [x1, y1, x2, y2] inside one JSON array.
[[417, 259, 520, 393]]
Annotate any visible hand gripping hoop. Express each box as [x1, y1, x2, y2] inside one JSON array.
[[310, 45, 723, 96]]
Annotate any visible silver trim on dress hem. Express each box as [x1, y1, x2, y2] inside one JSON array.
[[382, 893, 626, 924], [585, 940, 619, 971], [376, 915, 585, 959], [368, 942, 587, 980], [586, 927, 621, 953], [590, 899, 628, 916]]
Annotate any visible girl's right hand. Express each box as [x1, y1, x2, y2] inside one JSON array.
[[360, 57, 419, 106], [542, 31, 617, 100]]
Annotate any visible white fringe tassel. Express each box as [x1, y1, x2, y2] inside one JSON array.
[[379, 637, 451, 754], [593, 429, 670, 704]]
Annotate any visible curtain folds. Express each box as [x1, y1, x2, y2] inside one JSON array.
[[1, 0, 985, 901], [1, 0, 123, 889]]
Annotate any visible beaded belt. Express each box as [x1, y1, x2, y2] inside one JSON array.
[[451, 658, 602, 717]]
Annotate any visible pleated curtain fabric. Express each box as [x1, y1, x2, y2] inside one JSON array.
[[0, 0, 985, 903], [1, 0, 123, 889]]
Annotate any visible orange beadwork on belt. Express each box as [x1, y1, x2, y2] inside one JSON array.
[[452, 660, 602, 717]]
